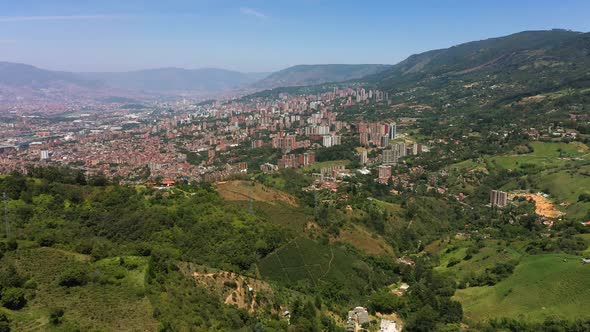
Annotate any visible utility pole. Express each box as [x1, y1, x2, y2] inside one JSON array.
[[2, 192, 9, 239], [248, 187, 254, 215], [314, 191, 319, 220]]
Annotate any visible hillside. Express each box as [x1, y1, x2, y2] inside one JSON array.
[[363, 30, 590, 109], [454, 253, 590, 322], [252, 64, 391, 89]]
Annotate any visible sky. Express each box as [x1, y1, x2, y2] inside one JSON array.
[[0, 0, 589, 72]]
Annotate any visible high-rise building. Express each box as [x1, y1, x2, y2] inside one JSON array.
[[40, 150, 49, 160], [394, 142, 407, 158], [332, 135, 342, 146], [381, 136, 390, 148], [490, 190, 508, 207], [323, 135, 333, 148], [388, 122, 397, 139], [360, 149, 368, 165], [382, 149, 397, 165], [378, 165, 392, 180], [360, 132, 369, 146]]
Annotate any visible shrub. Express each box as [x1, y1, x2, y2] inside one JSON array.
[[447, 259, 461, 267], [49, 307, 65, 325], [58, 268, 88, 287], [1, 287, 27, 310]]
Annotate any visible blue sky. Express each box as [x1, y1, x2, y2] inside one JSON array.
[[0, 0, 588, 72]]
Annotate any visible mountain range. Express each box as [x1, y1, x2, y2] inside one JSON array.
[[2, 29, 589, 105], [0, 63, 391, 102]]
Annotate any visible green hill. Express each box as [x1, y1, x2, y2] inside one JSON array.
[[454, 253, 590, 323], [364, 30, 590, 110]]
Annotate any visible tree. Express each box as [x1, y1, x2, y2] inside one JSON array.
[[369, 290, 400, 314], [406, 305, 439, 332], [58, 268, 88, 287], [0, 288, 27, 310]]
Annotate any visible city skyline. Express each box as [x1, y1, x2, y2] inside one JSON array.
[[1, 0, 589, 72]]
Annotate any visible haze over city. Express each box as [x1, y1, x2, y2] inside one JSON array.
[[1, 0, 589, 72]]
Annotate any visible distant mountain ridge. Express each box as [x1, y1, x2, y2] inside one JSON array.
[[252, 64, 391, 89], [3, 29, 589, 105], [0, 63, 391, 101], [80, 68, 269, 94], [0, 62, 99, 88]]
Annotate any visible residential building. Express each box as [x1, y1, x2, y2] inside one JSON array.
[[490, 190, 508, 207]]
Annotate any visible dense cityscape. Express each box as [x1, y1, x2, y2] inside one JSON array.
[[1, 1, 590, 331]]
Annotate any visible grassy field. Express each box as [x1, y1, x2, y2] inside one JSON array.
[[487, 141, 589, 170], [450, 142, 589, 172], [233, 200, 311, 232], [217, 180, 311, 232], [1, 247, 156, 331], [527, 164, 590, 220], [216, 180, 299, 206], [258, 237, 370, 297], [454, 253, 590, 323], [301, 160, 349, 172], [433, 239, 524, 280], [334, 223, 394, 256]]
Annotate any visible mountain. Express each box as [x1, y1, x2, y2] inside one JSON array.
[[252, 64, 391, 89], [81, 68, 269, 94], [364, 29, 590, 106], [0, 62, 99, 88], [0, 63, 270, 103]]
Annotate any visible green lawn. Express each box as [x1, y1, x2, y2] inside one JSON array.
[[454, 253, 590, 323]]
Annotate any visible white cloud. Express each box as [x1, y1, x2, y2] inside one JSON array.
[[239, 7, 268, 19], [0, 15, 124, 23]]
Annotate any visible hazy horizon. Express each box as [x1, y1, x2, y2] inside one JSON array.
[[1, 0, 589, 72]]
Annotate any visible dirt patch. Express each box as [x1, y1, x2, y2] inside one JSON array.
[[518, 95, 546, 104], [216, 180, 298, 207], [510, 193, 565, 219], [190, 270, 277, 313]]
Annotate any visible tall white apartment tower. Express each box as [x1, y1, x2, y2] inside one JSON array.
[[388, 123, 397, 139]]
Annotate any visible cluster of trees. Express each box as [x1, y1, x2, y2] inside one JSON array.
[[460, 262, 517, 288], [0, 262, 29, 311], [363, 257, 463, 331], [482, 317, 590, 331]]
